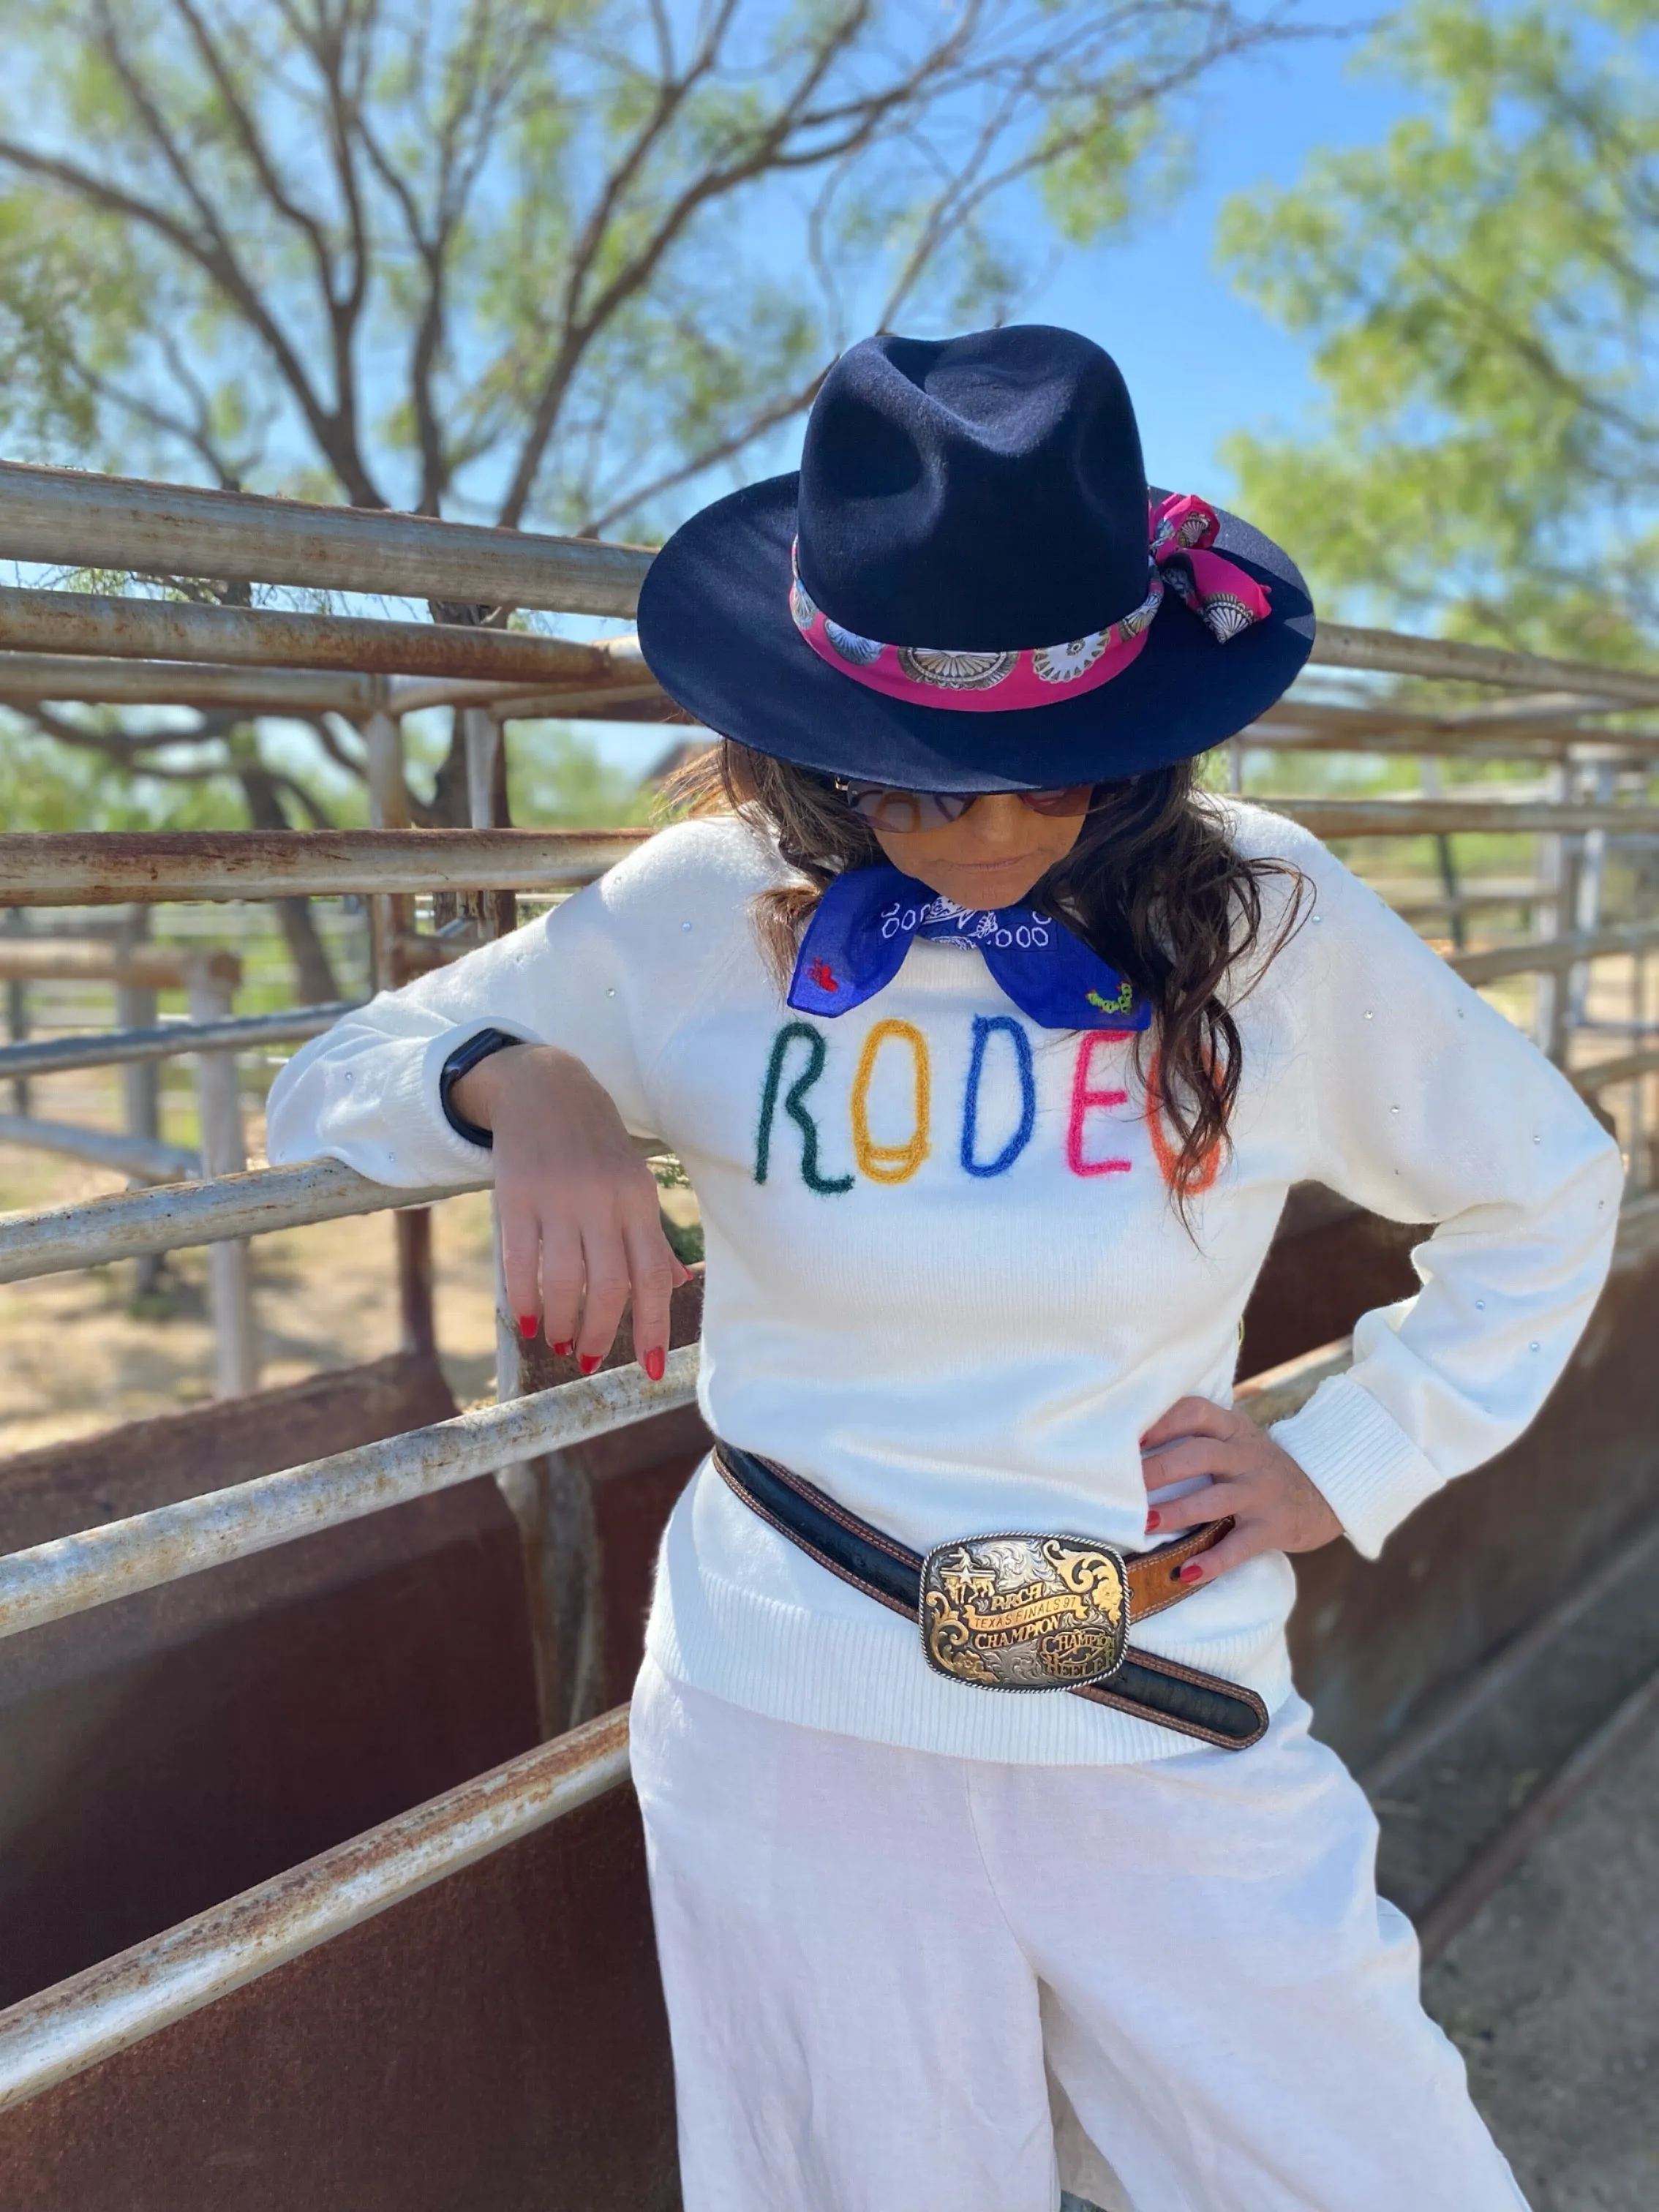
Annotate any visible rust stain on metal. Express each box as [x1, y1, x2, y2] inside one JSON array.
[[0, 1707, 631, 2113], [0, 826, 650, 906], [1263, 795, 1659, 840], [0, 1156, 486, 1282], [0, 586, 644, 684], [0, 459, 652, 618], [0, 1350, 701, 1636]]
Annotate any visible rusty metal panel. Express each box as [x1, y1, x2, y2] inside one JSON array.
[[0, 1356, 542, 2008], [0, 1713, 631, 2111], [0, 1788, 678, 2212], [1238, 1185, 1422, 1380], [1288, 1237, 1659, 1767]]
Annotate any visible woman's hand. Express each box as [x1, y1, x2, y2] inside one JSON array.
[[1139, 1398, 1342, 1585], [451, 1042, 691, 1378]]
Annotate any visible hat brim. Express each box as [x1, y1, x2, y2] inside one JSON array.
[[636, 473, 1314, 792]]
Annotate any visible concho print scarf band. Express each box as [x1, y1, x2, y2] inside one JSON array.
[[789, 493, 1271, 714]]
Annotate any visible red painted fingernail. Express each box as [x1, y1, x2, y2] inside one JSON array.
[[552, 1341, 573, 1358], [644, 1347, 665, 1382], [1138, 1433, 1151, 1448], [579, 1355, 600, 1377], [1178, 1562, 1204, 1583], [518, 1314, 538, 1340], [1144, 1511, 1162, 1532]]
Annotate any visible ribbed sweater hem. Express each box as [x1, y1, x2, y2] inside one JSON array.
[[1271, 1371, 1447, 1561]]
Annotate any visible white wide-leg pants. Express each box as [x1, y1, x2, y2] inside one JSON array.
[[630, 1657, 1527, 2212]]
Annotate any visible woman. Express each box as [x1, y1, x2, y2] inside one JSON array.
[[268, 327, 1620, 2211]]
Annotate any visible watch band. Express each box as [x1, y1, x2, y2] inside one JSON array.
[[438, 1026, 524, 1148]]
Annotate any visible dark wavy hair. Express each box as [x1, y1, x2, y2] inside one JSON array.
[[662, 741, 1308, 1208]]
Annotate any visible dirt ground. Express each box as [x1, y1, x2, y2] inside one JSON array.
[[0, 1066, 704, 1455], [0, 1095, 503, 1456], [1426, 1710, 1659, 2212]]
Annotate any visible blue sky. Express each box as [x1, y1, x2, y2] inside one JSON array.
[[1023, 0, 1407, 497]]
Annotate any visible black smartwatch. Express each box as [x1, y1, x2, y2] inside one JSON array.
[[438, 1026, 525, 1148]]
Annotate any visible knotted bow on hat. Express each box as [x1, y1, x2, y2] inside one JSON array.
[[787, 864, 1150, 1033]]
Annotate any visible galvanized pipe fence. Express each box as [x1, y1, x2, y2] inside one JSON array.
[[1, 459, 1658, 2114]]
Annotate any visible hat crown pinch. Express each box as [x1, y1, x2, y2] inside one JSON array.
[[796, 325, 1154, 655]]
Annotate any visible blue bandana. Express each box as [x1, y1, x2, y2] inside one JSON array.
[[786, 865, 1149, 1031]]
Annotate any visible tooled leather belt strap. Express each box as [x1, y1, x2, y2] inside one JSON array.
[[712, 1442, 1270, 1753]]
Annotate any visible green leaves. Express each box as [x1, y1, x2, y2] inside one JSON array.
[[1221, 0, 1659, 659]]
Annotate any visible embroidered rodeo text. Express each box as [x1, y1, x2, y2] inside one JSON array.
[[960, 1015, 1035, 1179], [753, 1017, 1205, 1195], [850, 1018, 931, 1184], [1066, 1031, 1132, 1178], [753, 1022, 855, 1194]]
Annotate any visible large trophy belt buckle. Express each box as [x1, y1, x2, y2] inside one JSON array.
[[919, 1531, 1129, 1692]]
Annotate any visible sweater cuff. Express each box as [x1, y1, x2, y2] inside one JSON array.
[[413, 1018, 541, 1170], [1269, 1372, 1447, 1560]]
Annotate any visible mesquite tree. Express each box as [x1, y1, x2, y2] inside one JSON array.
[[0, 0, 1304, 985]]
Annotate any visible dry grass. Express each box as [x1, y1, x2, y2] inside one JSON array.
[[0, 1087, 502, 1456]]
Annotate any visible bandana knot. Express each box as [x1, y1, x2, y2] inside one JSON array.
[[787, 865, 1149, 1032]]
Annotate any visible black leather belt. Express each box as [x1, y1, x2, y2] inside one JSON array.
[[713, 1441, 1270, 1753]]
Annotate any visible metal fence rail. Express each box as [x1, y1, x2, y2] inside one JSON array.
[[0, 1704, 633, 2115], [0, 1157, 489, 1282], [0, 1002, 360, 1082], [0, 1330, 1349, 2116], [1306, 621, 1659, 706], [1263, 797, 1659, 839], [1449, 919, 1659, 987], [0, 459, 652, 619], [0, 587, 644, 688], [4, 805, 1655, 915], [0, 1348, 701, 1639], [0, 1113, 197, 1184], [0, 827, 647, 906]]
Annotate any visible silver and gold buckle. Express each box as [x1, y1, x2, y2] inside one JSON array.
[[919, 1532, 1129, 1691]]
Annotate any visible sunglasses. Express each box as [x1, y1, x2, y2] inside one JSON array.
[[836, 782, 1096, 835]]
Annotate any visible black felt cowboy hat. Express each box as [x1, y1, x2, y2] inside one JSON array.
[[636, 323, 1314, 792]]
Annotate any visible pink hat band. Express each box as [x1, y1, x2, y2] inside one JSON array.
[[789, 494, 1271, 715]]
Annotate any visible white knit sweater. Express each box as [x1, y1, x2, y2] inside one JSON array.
[[266, 804, 1622, 1764]]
